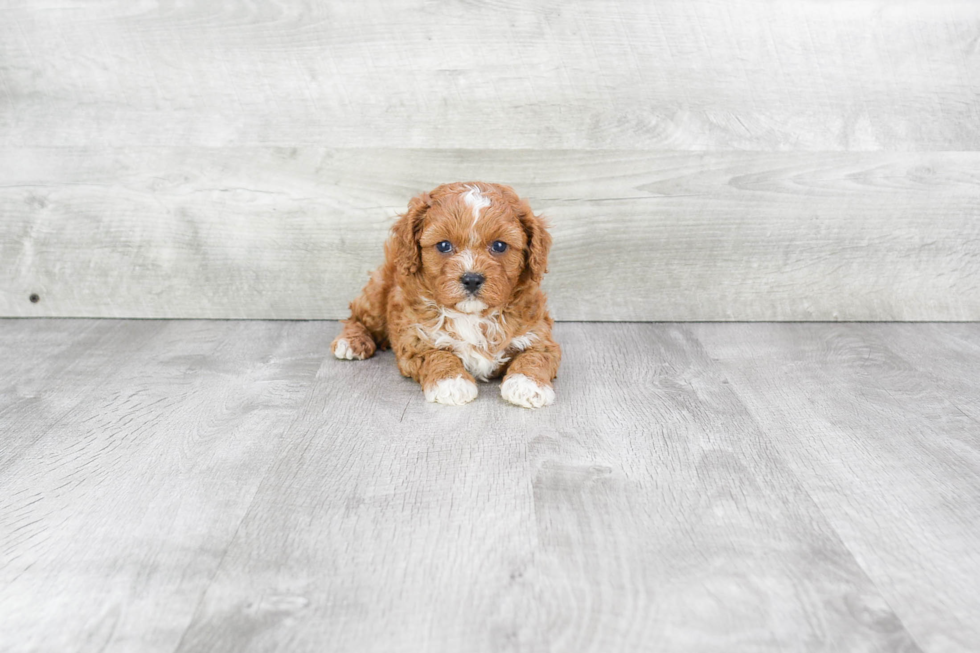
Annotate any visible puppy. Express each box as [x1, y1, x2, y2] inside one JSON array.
[[332, 182, 560, 408]]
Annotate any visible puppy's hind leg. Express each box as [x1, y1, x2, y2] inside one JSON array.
[[332, 267, 390, 361], [332, 319, 377, 360]]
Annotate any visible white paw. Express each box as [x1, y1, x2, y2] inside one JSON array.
[[424, 375, 478, 405], [501, 374, 555, 408], [332, 339, 363, 360]]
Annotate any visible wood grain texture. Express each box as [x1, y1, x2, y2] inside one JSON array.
[[3, 0, 979, 320], [8, 319, 980, 651], [693, 322, 980, 652], [0, 320, 330, 653], [0, 320, 167, 475], [174, 321, 921, 653], [864, 324, 980, 424], [3, 148, 979, 321], [2, 0, 979, 150]]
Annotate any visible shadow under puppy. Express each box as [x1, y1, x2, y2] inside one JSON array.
[[332, 182, 561, 408]]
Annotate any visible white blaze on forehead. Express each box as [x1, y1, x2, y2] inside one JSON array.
[[458, 249, 477, 272], [463, 186, 491, 227]]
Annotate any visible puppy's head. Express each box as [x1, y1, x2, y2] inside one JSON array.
[[391, 182, 550, 314]]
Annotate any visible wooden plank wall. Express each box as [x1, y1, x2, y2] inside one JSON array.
[[1, 1, 978, 320]]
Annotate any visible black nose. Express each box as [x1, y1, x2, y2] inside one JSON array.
[[460, 272, 485, 294]]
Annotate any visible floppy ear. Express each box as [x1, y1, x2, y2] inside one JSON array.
[[389, 192, 431, 277], [516, 198, 552, 286]]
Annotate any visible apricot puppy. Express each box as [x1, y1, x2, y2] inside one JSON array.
[[332, 182, 560, 408]]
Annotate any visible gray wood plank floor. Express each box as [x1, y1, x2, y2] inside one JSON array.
[[1, 320, 978, 653]]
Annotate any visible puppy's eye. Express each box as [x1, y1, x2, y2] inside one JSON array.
[[436, 241, 453, 254], [490, 241, 508, 253]]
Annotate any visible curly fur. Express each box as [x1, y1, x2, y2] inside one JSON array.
[[332, 182, 561, 407]]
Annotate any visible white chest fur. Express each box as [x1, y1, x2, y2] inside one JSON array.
[[415, 308, 535, 381]]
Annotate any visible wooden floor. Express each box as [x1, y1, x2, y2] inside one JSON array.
[[1, 320, 978, 653]]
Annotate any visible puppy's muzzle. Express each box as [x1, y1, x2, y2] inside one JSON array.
[[460, 272, 485, 295]]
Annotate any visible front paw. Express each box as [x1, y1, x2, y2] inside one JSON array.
[[424, 375, 478, 405], [501, 373, 555, 408]]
